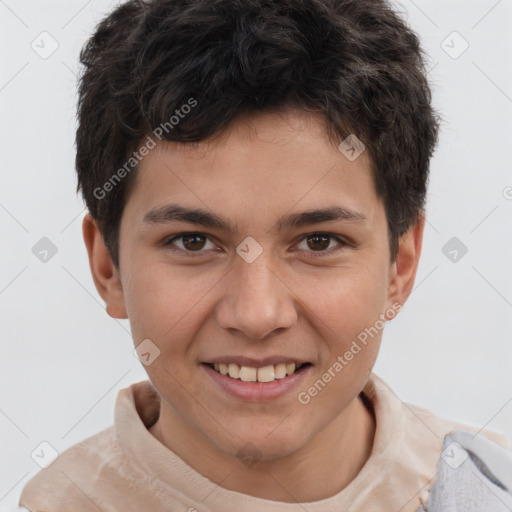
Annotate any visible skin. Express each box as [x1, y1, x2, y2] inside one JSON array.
[[83, 109, 424, 502]]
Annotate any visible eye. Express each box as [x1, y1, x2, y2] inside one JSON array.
[[162, 231, 350, 258], [294, 232, 349, 256], [163, 232, 218, 255]]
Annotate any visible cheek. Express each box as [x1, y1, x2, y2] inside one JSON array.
[[295, 271, 386, 422], [298, 260, 390, 333], [123, 261, 222, 349], [301, 260, 389, 377]]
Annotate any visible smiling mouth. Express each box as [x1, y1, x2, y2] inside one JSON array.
[[204, 362, 311, 383]]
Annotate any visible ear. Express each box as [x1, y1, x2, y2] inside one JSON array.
[[386, 214, 425, 317], [82, 213, 128, 319]]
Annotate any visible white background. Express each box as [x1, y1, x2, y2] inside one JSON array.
[[1, 0, 511, 509]]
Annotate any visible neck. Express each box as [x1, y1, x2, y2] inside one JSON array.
[[149, 394, 375, 502]]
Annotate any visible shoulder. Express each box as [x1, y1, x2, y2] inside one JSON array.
[[402, 402, 512, 511], [19, 426, 118, 512], [420, 429, 512, 511], [18, 380, 162, 512], [388, 374, 511, 511], [407, 401, 510, 448]]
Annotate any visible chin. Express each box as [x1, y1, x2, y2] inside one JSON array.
[[212, 422, 310, 463]]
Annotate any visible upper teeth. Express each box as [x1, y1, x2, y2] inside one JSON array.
[[212, 362, 299, 382]]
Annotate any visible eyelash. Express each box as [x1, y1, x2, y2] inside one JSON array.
[[162, 232, 350, 258]]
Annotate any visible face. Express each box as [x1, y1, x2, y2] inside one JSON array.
[[90, 109, 418, 461]]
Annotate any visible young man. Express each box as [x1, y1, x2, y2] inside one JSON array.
[[19, 0, 512, 510]]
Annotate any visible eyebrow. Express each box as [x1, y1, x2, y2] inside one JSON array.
[[143, 203, 367, 233]]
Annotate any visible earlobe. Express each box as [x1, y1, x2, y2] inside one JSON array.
[[82, 213, 128, 319], [386, 214, 425, 315]]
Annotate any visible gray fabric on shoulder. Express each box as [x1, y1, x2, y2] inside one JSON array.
[[423, 429, 512, 511]]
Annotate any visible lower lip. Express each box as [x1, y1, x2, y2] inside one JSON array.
[[201, 363, 312, 402]]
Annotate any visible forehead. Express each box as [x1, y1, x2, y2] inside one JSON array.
[[124, 109, 381, 225]]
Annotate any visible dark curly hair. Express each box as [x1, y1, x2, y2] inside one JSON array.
[[76, 0, 440, 268]]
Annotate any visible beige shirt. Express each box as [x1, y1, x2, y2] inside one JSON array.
[[19, 373, 508, 512]]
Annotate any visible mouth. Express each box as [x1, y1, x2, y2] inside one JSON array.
[[203, 361, 312, 383]]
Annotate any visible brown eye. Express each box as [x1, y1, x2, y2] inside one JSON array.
[[164, 232, 217, 255], [294, 232, 348, 256], [181, 234, 207, 251], [306, 234, 331, 251]]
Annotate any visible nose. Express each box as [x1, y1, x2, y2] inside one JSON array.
[[214, 258, 298, 341]]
